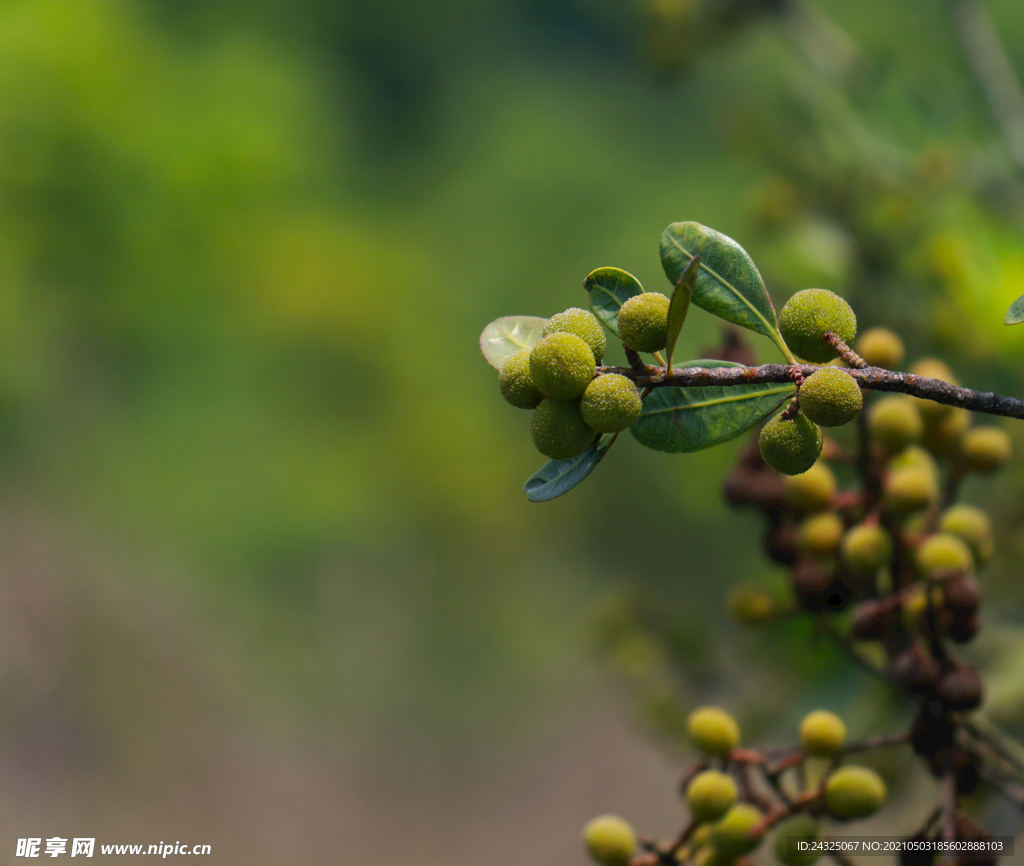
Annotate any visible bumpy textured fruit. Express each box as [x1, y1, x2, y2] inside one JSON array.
[[759, 414, 823, 476], [800, 710, 847, 756], [797, 512, 844, 559], [883, 467, 937, 514], [798, 368, 863, 427], [498, 348, 544, 409], [960, 427, 1012, 474], [687, 770, 739, 823], [773, 814, 820, 866], [710, 804, 765, 856], [531, 400, 596, 460], [922, 407, 970, 455], [529, 332, 596, 400], [939, 505, 993, 564], [583, 815, 637, 866], [909, 358, 957, 420], [580, 374, 642, 433], [544, 307, 607, 363], [841, 524, 892, 574], [687, 706, 741, 755], [617, 292, 671, 353], [825, 766, 887, 820], [785, 462, 837, 511], [868, 397, 923, 451], [855, 327, 904, 369], [916, 533, 973, 576], [779, 289, 857, 363], [727, 584, 775, 625]]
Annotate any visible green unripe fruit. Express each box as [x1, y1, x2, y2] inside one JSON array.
[[779, 289, 857, 364], [691, 825, 713, 849], [785, 462, 837, 512], [883, 467, 937, 514], [797, 512, 844, 559], [687, 706, 741, 755], [498, 348, 544, 409], [773, 814, 820, 866], [759, 413, 823, 476], [855, 327, 904, 369], [529, 332, 596, 400], [687, 770, 739, 823], [800, 710, 847, 755], [798, 368, 863, 427], [909, 358, 957, 420], [583, 815, 637, 866], [939, 505, 993, 564], [825, 766, 887, 820], [922, 407, 971, 455], [544, 308, 606, 363], [710, 804, 765, 856], [580, 374, 642, 433], [960, 427, 1012, 474], [841, 524, 892, 574], [867, 397, 923, 451], [727, 584, 775, 625], [901, 584, 944, 633], [530, 400, 596, 460], [617, 292, 671, 353], [916, 533, 973, 576]]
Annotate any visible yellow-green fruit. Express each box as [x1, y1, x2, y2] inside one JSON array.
[[825, 766, 887, 820], [841, 524, 892, 574], [798, 368, 863, 427], [800, 710, 847, 755], [727, 584, 775, 625], [531, 400, 596, 460], [916, 533, 973, 576], [759, 414, 824, 476], [883, 467, 937, 514], [779, 289, 857, 364], [618, 292, 671, 353], [529, 332, 596, 400], [785, 462, 837, 511], [939, 505, 993, 564], [889, 445, 938, 477], [710, 804, 765, 856], [687, 706, 741, 755], [855, 328, 904, 369], [498, 348, 544, 409], [691, 825, 713, 849], [773, 814, 820, 866], [923, 407, 971, 455], [868, 397, 923, 451], [583, 815, 637, 866], [580, 374, 642, 433], [687, 770, 739, 823], [544, 307, 607, 363], [910, 358, 957, 420], [960, 427, 1012, 474], [902, 584, 943, 633], [797, 512, 844, 559]]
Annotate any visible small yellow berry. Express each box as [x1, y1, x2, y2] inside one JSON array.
[[841, 524, 892, 575], [825, 766, 887, 820], [583, 815, 637, 866], [868, 397, 923, 451], [779, 289, 857, 364], [774, 814, 820, 866], [798, 368, 863, 427], [785, 462, 838, 512], [759, 413, 823, 476], [855, 328, 904, 369], [618, 292, 671, 353], [710, 804, 765, 856], [960, 427, 1012, 474], [687, 706, 741, 755], [797, 512, 844, 559], [687, 770, 739, 823], [800, 710, 847, 755], [916, 533, 974, 576]]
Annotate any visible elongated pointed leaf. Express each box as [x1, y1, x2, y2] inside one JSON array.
[[524, 434, 616, 501], [630, 360, 794, 453], [480, 316, 550, 370], [660, 222, 778, 339], [584, 267, 643, 337], [1006, 295, 1024, 325], [665, 255, 697, 372]]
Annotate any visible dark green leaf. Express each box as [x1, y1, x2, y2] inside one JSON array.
[[479, 315, 549, 370], [524, 434, 616, 502], [665, 255, 697, 372], [1006, 295, 1024, 325], [584, 267, 643, 337], [630, 360, 794, 453]]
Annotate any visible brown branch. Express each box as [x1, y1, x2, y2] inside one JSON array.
[[824, 332, 868, 368]]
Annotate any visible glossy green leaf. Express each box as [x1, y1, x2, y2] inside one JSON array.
[[630, 360, 795, 453], [479, 315, 550, 370], [1006, 295, 1024, 325], [664, 255, 697, 372], [524, 433, 616, 501], [584, 267, 643, 337]]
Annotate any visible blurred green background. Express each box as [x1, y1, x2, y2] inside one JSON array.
[[2, 0, 1024, 862]]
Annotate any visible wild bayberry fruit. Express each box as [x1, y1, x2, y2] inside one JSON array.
[[710, 803, 765, 856], [529, 332, 596, 400], [530, 400, 596, 460], [825, 766, 887, 820], [760, 413, 823, 476], [916, 534, 974, 577], [923, 407, 971, 455], [943, 574, 981, 616], [785, 462, 837, 512], [851, 600, 893, 640], [939, 505, 993, 564], [687, 706, 741, 755], [764, 523, 800, 566], [617, 292, 671, 353], [779, 289, 857, 363], [797, 512, 844, 559], [947, 613, 981, 644], [901, 584, 944, 634], [936, 665, 983, 711], [960, 427, 1012, 474], [686, 770, 738, 823], [868, 397, 923, 451], [727, 584, 775, 625], [884, 467, 938, 514], [798, 368, 863, 427], [800, 710, 847, 755], [855, 327, 904, 369], [583, 815, 637, 866], [580, 374, 642, 433], [773, 814, 820, 866], [498, 348, 545, 409], [792, 558, 834, 609], [842, 524, 892, 575], [890, 643, 941, 697], [544, 308, 606, 363]]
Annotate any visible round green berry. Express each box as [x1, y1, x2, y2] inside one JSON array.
[[498, 348, 544, 409], [529, 332, 596, 401], [779, 289, 857, 364], [687, 770, 739, 823], [580, 374, 642, 433], [883, 467, 937, 514], [544, 307, 607, 363], [855, 328, 904, 369], [759, 413, 823, 476], [798, 368, 863, 427], [687, 706, 741, 755], [939, 505, 993, 564], [583, 815, 637, 866], [867, 396, 923, 451], [825, 766, 887, 820], [841, 524, 892, 574], [960, 427, 1012, 474], [799, 710, 847, 755], [797, 512, 844, 559], [909, 358, 957, 420], [710, 803, 765, 856], [617, 292, 671, 353], [530, 400, 596, 460], [916, 533, 973, 576], [773, 814, 820, 866], [785, 462, 837, 512], [922, 407, 971, 455], [727, 584, 775, 625]]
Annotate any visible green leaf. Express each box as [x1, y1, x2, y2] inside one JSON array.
[[630, 360, 795, 453], [1006, 295, 1024, 325], [524, 434, 616, 502], [664, 255, 697, 372], [479, 315, 550, 370], [584, 267, 643, 337]]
